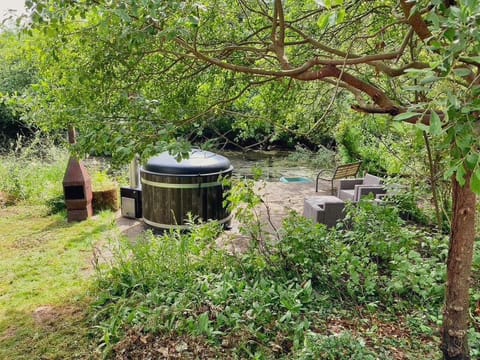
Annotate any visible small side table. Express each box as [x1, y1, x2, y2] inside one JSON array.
[[303, 196, 345, 228]]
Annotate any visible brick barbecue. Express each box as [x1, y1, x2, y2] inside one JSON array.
[[63, 157, 93, 222]]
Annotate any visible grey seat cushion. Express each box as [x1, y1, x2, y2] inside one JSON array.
[[363, 174, 382, 186], [338, 189, 355, 201]]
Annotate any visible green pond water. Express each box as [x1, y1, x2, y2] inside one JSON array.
[[220, 150, 317, 182]]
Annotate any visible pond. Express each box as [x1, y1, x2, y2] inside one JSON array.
[[220, 150, 319, 182]]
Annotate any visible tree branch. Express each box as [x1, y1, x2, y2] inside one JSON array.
[[370, 61, 429, 77], [400, 0, 432, 41], [273, 0, 289, 69], [287, 23, 427, 75]]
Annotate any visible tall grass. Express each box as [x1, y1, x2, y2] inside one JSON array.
[[0, 135, 68, 205]]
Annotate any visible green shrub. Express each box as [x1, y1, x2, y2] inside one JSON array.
[[381, 191, 430, 225], [278, 201, 447, 307], [295, 332, 377, 360], [286, 146, 335, 170], [91, 171, 117, 191], [92, 219, 328, 357], [334, 114, 421, 176]]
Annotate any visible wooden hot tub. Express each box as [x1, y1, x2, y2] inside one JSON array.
[[140, 150, 233, 230]]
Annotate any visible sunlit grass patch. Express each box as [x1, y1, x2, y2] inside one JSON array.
[[0, 204, 117, 359]]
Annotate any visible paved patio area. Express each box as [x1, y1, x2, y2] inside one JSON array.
[[116, 180, 331, 252]]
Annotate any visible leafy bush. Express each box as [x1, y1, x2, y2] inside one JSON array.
[[334, 114, 422, 176], [278, 201, 447, 306], [295, 332, 377, 360], [381, 191, 430, 225], [93, 220, 329, 357], [91, 193, 460, 358], [91, 170, 118, 191]]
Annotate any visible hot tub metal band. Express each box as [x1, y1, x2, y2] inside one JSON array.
[[141, 178, 224, 189]]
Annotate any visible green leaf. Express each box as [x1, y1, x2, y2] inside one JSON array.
[[460, 56, 480, 65], [444, 28, 456, 42], [427, 12, 440, 28], [447, 92, 460, 108], [455, 134, 473, 152], [428, 39, 442, 50], [405, 85, 427, 92], [429, 111, 442, 136], [472, 85, 480, 97], [328, 11, 338, 26], [279, 310, 292, 323], [393, 112, 419, 121], [318, 0, 343, 8], [444, 164, 456, 179], [317, 14, 330, 28], [453, 68, 471, 77], [114, 9, 131, 22], [187, 15, 199, 26], [456, 165, 466, 186], [404, 68, 431, 74], [420, 76, 441, 84], [415, 123, 430, 132], [466, 153, 479, 170], [471, 170, 480, 194], [336, 8, 346, 23]]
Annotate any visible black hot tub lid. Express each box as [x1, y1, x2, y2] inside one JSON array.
[[143, 150, 232, 175]]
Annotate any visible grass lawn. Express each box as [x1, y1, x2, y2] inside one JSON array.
[[0, 205, 117, 359]]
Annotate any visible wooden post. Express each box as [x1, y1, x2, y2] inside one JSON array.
[[68, 126, 76, 144]]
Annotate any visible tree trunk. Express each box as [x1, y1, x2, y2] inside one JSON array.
[[441, 170, 476, 360]]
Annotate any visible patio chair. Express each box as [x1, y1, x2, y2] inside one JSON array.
[[303, 195, 346, 228], [315, 161, 362, 194], [337, 173, 386, 202]]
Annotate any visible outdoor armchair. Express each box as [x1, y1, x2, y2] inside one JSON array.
[[315, 161, 362, 194], [337, 173, 386, 202]]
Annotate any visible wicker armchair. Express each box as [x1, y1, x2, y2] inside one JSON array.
[[337, 173, 386, 202]]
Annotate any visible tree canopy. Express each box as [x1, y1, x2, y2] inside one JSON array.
[[20, 1, 480, 175]]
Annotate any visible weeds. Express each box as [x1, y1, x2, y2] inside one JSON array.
[[294, 332, 377, 359], [90, 180, 476, 358]]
